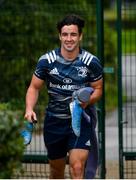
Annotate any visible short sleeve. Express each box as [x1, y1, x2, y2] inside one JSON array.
[[88, 56, 103, 82], [34, 56, 48, 80]]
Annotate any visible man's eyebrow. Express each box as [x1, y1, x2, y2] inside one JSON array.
[[61, 32, 78, 34]]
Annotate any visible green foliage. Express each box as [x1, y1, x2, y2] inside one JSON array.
[[0, 111, 25, 178], [0, 0, 96, 103], [0, 0, 117, 111]]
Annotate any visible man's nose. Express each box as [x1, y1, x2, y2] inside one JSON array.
[[67, 34, 72, 41]]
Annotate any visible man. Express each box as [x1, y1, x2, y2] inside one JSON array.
[[24, 14, 103, 179]]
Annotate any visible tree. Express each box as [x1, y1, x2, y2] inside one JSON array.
[[0, 0, 96, 102]]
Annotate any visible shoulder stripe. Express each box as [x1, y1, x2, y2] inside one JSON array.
[[49, 52, 55, 62], [46, 53, 51, 64], [52, 50, 57, 60], [81, 51, 94, 66], [82, 51, 88, 61], [46, 50, 57, 64], [83, 53, 91, 64], [87, 55, 94, 65], [38, 51, 57, 64]]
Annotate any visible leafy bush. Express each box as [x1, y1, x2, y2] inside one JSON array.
[[0, 111, 25, 178]]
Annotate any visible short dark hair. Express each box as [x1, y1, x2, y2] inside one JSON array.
[[57, 14, 85, 34]]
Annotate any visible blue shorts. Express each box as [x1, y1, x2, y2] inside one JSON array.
[[43, 111, 92, 160]]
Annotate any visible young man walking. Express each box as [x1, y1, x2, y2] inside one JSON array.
[[24, 14, 103, 179]]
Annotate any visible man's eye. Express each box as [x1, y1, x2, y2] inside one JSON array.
[[62, 33, 67, 36], [71, 33, 77, 36], [61, 33, 78, 37]]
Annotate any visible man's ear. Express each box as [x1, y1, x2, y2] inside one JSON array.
[[59, 34, 61, 41], [79, 33, 83, 41]]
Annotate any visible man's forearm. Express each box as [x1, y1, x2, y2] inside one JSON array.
[[25, 87, 39, 112], [89, 89, 102, 105], [89, 79, 103, 105]]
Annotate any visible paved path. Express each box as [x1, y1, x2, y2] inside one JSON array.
[[122, 54, 136, 98], [106, 110, 118, 160], [106, 54, 136, 161]]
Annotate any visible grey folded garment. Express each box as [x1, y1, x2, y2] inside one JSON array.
[[70, 87, 94, 136], [72, 87, 94, 103]]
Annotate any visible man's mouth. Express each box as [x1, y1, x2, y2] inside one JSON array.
[[66, 43, 73, 47]]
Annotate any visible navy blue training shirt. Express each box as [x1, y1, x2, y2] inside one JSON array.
[[34, 48, 103, 119]]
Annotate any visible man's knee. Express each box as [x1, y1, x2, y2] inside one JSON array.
[[70, 160, 84, 178]]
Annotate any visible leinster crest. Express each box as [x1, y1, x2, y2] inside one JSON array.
[[77, 67, 88, 77]]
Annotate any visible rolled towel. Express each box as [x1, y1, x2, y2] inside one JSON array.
[[70, 87, 94, 136], [69, 99, 83, 136]]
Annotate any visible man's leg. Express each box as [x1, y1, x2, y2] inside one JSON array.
[[69, 149, 89, 179], [49, 158, 66, 179], [45, 136, 68, 179]]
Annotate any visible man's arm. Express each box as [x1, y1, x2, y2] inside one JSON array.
[[89, 78, 103, 105], [24, 74, 44, 122]]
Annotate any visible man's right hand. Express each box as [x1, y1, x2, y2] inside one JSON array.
[[24, 110, 37, 123]]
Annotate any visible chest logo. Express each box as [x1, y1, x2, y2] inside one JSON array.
[[63, 78, 72, 84], [77, 67, 88, 77], [49, 68, 59, 75]]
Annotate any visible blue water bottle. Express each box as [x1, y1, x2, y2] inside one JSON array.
[[70, 87, 94, 137]]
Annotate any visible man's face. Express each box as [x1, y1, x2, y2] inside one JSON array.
[[59, 25, 82, 52]]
